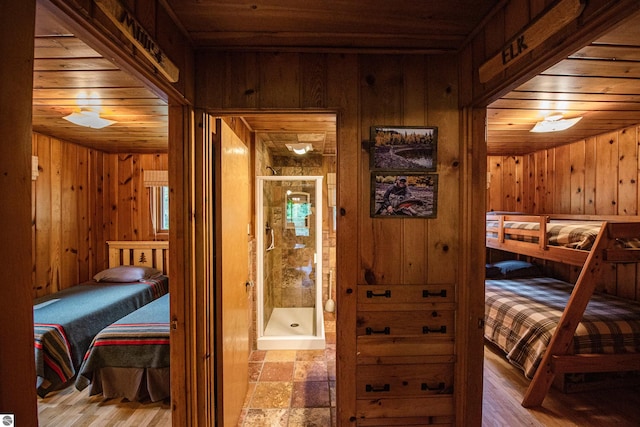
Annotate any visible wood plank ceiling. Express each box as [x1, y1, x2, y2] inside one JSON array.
[[164, 0, 499, 53], [31, 1, 640, 157], [488, 10, 640, 155], [33, 1, 169, 153]]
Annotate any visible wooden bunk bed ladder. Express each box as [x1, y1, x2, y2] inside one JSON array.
[[521, 221, 640, 407]]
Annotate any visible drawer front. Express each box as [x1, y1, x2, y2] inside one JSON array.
[[356, 395, 454, 420], [357, 336, 454, 360], [356, 363, 454, 398], [356, 310, 454, 337], [358, 284, 454, 306]]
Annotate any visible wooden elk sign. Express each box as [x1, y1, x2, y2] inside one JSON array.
[[479, 0, 585, 83]]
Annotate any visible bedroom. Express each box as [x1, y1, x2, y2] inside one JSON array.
[[4, 1, 640, 426], [28, 0, 173, 418], [483, 5, 640, 423]]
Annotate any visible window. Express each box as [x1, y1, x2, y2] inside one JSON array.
[[285, 191, 310, 236], [144, 170, 169, 236], [157, 185, 169, 232]]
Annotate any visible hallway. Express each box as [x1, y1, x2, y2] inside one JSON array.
[[238, 315, 337, 426]]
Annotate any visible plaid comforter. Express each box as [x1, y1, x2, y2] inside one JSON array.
[[486, 220, 603, 250], [33, 276, 169, 397], [75, 293, 170, 392], [485, 276, 640, 379]]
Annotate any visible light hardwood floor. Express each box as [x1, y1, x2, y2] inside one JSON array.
[[37, 344, 640, 426], [37, 386, 171, 426], [483, 343, 640, 427]]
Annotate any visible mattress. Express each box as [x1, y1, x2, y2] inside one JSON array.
[[484, 276, 640, 378]]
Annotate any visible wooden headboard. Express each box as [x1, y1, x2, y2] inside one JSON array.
[[107, 241, 169, 275]]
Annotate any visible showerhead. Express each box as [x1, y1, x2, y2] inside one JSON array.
[[266, 166, 278, 175]]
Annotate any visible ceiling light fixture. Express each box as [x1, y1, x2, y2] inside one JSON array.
[[530, 113, 582, 133], [63, 108, 116, 129], [285, 143, 313, 155]]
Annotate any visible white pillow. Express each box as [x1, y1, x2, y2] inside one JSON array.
[[93, 265, 162, 283]]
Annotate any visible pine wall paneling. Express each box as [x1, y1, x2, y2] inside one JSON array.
[[325, 53, 360, 426], [31, 132, 168, 297], [486, 124, 640, 301], [596, 131, 619, 215], [585, 137, 597, 215], [618, 127, 637, 215], [569, 140, 586, 215]]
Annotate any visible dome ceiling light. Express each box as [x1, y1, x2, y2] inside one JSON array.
[[530, 113, 582, 133]]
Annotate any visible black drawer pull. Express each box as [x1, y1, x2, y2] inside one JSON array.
[[421, 382, 445, 391], [366, 327, 390, 335], [423, 289, 447, 298], [366, 384, 390, 393], [422, 325, 447, 334], [366, 290, 391, 298]]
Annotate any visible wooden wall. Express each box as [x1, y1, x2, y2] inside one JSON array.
[[196, 51, 466, 424], [487, 124, 640, 301], [487, 124, 640, 216], [31, 131, 168, 298]]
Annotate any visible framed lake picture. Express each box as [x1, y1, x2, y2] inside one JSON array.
[[370, 126, 437, 171], [371, 173, 438, 218]]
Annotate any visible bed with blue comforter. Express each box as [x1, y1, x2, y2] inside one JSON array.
[[75, 293, 170, 402], [33, 274, 168, 397]]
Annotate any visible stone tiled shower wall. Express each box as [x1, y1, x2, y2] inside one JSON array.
[[252, 141, 337, 348]]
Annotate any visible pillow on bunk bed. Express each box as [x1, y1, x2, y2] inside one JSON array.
[[93, 266, 162, 283], [492, 260, 541, 279], [485, 264, 502, 278], [486, 211, 527, 215]]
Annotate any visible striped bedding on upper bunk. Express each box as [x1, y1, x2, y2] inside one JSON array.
[[484, 276, 640, 379], [485, 219, 603, 250], [486, 217, 640, 251]]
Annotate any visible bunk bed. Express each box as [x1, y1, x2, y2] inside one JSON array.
[[485, 213, 640, 407], [75, 292, 170, 402], [33, 241, 169, 397]]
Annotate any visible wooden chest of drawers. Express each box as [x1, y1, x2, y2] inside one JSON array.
[[354, 284, 456, 425]]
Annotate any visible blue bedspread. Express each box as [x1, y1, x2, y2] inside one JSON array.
[[33, 276, 168, 397], [75, 293, 170, 396]]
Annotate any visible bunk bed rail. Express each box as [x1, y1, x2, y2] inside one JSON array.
[[486, 213, 593, 265]]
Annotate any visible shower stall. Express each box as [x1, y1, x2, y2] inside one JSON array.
[[256, 176, 325, 350]]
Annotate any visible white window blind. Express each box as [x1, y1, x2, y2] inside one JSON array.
[[143, 170, 168, 187]]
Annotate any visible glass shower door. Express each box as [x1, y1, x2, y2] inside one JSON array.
[[256, 176, 325, 350]]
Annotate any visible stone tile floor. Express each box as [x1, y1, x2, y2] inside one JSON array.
[[238, 316, 336, 426]]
